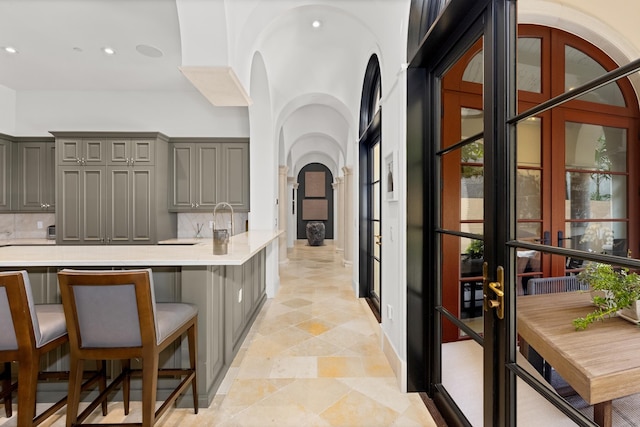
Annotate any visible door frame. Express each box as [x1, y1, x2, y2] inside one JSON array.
[[359, 110, 382, 320]]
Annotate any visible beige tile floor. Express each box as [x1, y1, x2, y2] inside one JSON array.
[[1, 240, 437, 427]]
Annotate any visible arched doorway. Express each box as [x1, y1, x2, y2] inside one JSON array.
[[359, 54, 383, 320], [296, 163, 334, 240]]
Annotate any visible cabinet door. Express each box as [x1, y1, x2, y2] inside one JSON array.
[[45, 143, 56, 209], [17, 142, 46, 210], [58, 167, 82, 243], [58, 166, 106, 244], [0, 139, 10, 211], [16, 142, 55, 211], [108, 139, 154, 166], [196, 144, 220, 209], [222, 143, 250, 211], [108, 167, 154, 244], [170, 143, 195, 210], [58, 138, 83, 164], [81, 167, 106, 244], [83, 138, 105, 165], [107, 138, 131, 165], [131, 139, 154, 165], [107, 167, 131, 244], [58, 138, 104, 165]]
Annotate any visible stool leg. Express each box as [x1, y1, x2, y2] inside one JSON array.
[[141, 353, 159, 427], [66, 356, 84, 427], [97, 360, 108, 416], [122, 359, 131, 415], [1, 362, 12, 418], [188, 324, 198, 414], [17, 356, 39, 427]]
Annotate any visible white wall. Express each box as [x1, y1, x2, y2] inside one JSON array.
[[14, 90, 249, 137], [0, 85, 16, 135]]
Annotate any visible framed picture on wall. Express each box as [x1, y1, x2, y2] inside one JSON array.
[[385, 150, 397, 201]]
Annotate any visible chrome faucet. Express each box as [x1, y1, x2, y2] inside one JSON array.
[[213, 202, 234, 235]]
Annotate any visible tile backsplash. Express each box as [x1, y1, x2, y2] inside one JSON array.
[[0, 212, 249, 241], [177, 212, 248, 239], [0, 213, 56, 239]]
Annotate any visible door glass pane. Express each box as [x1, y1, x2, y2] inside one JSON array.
[[373, 257, 380, 300], [462, 37, 541, 93], [373, 142, 380, 181], [518, 37, 541, 93], [565, 122, 627, 172], [564, 122, 628, 256], [441, 340, 484, 426], [462, 52, 483, 83], [565, 45, 625, 106], [517, 117, 541, 166], [373, 220, 380, 259]]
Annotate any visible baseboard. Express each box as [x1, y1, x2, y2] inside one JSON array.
[[382, 330, 406, 391]]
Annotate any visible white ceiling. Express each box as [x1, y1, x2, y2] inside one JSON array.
[[0, 0, 406, 174], [0, 0, 190, 91]]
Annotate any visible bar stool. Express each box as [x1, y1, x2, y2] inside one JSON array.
[[57, 268, 198, 427], [0, 270, 69, 426]]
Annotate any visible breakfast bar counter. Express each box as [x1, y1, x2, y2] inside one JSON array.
[[0, 230, 282, 408]]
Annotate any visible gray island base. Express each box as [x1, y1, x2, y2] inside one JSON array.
[[0, 230, 281, 408]]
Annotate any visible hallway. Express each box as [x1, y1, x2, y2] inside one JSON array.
[[1, 241, 437, 427]]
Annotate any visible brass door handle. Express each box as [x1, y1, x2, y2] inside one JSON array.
[[483, 264, 504, 319]]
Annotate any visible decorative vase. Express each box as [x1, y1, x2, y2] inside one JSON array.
[[306, 222, 325, 246]]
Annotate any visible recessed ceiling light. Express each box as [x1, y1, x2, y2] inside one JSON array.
[[312, 20, 321, 28], [102, 47, 115, 55], [4, 46, 18, 54]]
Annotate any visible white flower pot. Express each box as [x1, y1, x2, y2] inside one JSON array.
[[619, 300, 640, 322]]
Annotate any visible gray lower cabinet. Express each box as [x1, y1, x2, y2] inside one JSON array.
[[169, 140, 249, 212], [225, 251, 266, 362], [0, 138, 10, 211], [15, 141, 56, 211]]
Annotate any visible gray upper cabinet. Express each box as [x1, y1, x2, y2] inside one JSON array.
[[0, 138, 10, 211], [221, 143, 250, 211], [169, 140, 249, 212], [57, 137, 105, 165], [170, 142, 220, 211], [55, 132, 175, 245], [15, 141, 56, 211], [107, 138, 155, 166]]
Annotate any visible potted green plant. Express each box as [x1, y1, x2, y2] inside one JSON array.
[[572, 262, 640, 330], [461, 239, 484, 277]]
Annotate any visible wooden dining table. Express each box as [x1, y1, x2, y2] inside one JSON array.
[[518, 291, 640, 427]]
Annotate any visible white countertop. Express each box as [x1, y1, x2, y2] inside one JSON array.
[[0, 238, 56, 246], [0, 230, 282, 267]]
